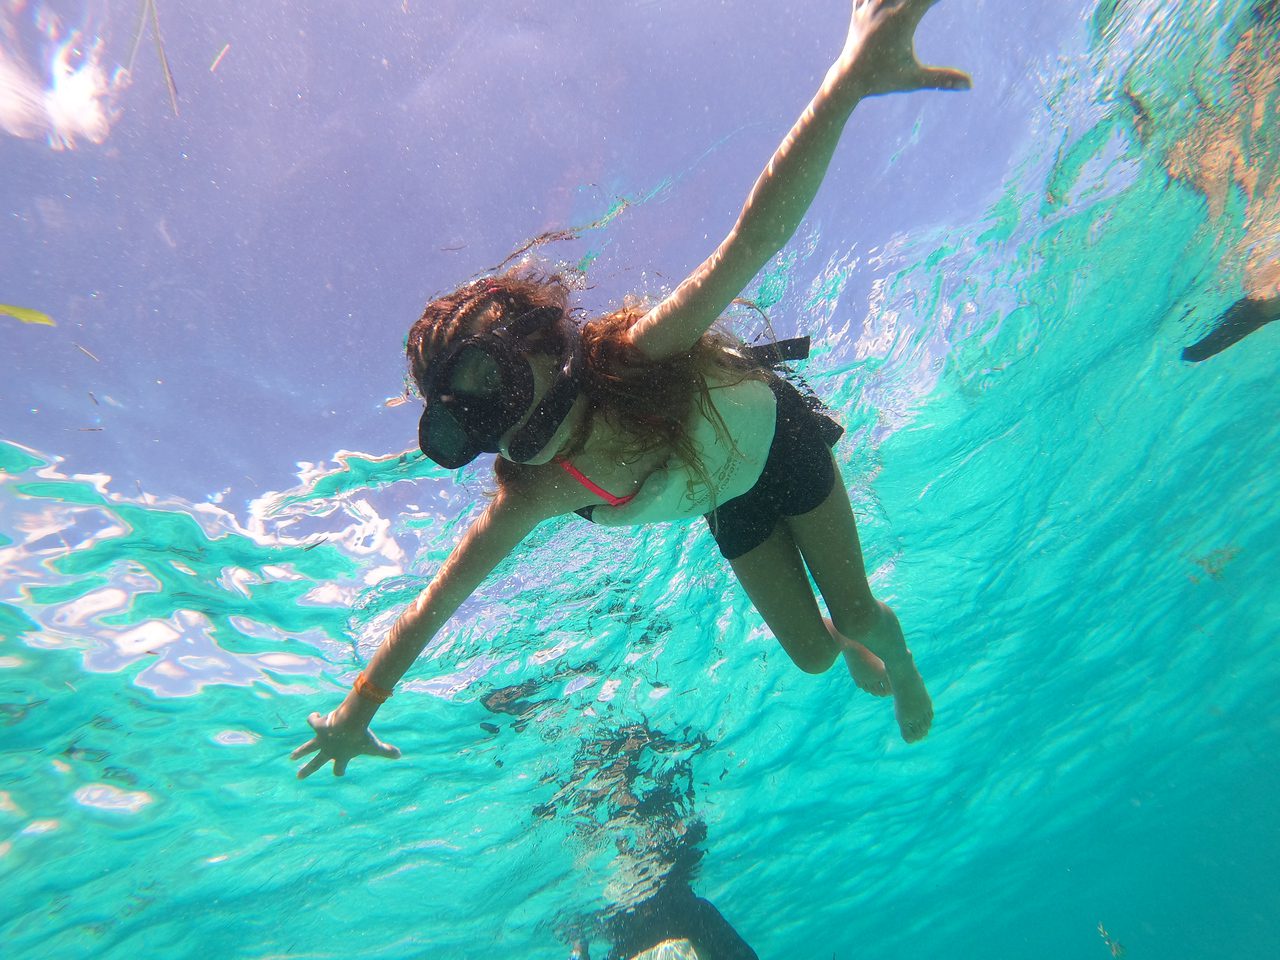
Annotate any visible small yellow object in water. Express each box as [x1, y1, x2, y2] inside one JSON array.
[[0, 304, 55, 326]]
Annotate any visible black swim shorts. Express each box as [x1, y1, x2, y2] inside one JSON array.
[[705, 376, 843, 560]]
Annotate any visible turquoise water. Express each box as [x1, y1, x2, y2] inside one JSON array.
[[3, 1, 1279, 958]]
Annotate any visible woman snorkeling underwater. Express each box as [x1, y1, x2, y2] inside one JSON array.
[[293, 0, 970, 779]]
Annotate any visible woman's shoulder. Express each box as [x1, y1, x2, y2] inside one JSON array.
[[493, 457, 605, 518]]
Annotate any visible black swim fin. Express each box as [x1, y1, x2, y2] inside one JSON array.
[[1182, 295, 1280, 362]]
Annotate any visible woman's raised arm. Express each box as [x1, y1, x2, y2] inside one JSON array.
[[625, 0, 969, 362]]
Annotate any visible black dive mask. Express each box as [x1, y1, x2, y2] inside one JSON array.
[[417, 306, 582, 468]]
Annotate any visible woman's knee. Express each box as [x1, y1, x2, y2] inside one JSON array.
[[777, 632, 839, 674]]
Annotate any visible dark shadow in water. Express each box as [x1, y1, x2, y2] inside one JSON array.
[[1182, 294, 1280, 362]]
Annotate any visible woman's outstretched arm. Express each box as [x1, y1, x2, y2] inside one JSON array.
[[292, 486, 548, 778], [626, 0, 969, 362]]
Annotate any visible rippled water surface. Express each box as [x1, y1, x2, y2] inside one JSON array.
[[3, 1, 1278, 958]]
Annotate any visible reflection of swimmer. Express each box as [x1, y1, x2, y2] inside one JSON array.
[[1130, 3, 1280, 359], [294, 0, 971, 780], [545, 721, 756, 960]]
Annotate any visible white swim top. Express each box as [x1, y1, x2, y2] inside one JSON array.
[[590, 369, 777, 526]]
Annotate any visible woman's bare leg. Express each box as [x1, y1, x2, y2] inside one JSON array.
[[783, 457, 933, 742], [728, 525, 889, 695], [728, 524, 840, 675]]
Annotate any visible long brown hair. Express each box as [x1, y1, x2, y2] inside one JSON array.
[[407, 267, 765, 489]]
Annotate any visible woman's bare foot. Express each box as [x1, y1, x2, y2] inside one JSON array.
[[845, 643, 893, 697], [827, 618, 892, 696], [872, 603, 933, 743], [836, 603, 932, 742], [885, 653, 932, 743]]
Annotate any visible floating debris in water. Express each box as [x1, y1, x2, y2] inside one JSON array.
[[210, 43, 231, 73], [0, 303, 55, 326], [74, 343, 101, 362], [127, 0, 181, 118], [1098, 923, 1126, 958], [1188, 544, 1240, 583]]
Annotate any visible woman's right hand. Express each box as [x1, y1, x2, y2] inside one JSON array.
[[836, 0, 971, 98], [291, 705, 401, 779]]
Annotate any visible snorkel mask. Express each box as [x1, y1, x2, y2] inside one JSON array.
[[417, 304, 583, 468]]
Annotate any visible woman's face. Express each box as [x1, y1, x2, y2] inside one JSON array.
[[435, 299, 579, 466], [495, 351, 571, 465]]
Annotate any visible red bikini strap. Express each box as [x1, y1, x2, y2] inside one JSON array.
[[559, 460, 631, 507]]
